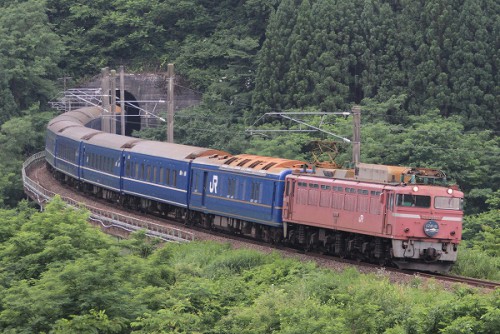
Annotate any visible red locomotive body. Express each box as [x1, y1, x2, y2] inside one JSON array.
[[282, 163, 463, 272]]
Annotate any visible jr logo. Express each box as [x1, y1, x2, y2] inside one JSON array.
[[209, 175, 218, 194]]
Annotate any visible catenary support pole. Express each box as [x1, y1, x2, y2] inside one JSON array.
[[120, 66, 126, 136], [352, 105, 361, 165], [110, 69, 117, 134], [100, 67, 110, 132], [167, 63, 175, 143]]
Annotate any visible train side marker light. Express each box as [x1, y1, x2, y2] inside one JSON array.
[[450, 231, 456, 236], [412, 186, 419, 192], [404, 228, 410, 233]]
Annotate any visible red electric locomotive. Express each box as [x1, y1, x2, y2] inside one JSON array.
[[282, 163, 463, 272]]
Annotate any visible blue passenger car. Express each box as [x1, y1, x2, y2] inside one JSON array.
[[189, 154, 304, 227], [122, 141, 225, 208]]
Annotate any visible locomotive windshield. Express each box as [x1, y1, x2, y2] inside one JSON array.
[[435, 197, 463, 210], [396, 194, 431, 208]]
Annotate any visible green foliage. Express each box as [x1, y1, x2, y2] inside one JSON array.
[[0, 110, 54, 208], [52, 309, 124, 334], [451, 247, 500, 281], [121, 229, 162, 258], [0, 197, 112, 282], [459, 190, 500, 270], [246, 133, 311, 161], [1, 203, 499, 333], [252, 0, 500, 132], [204, 249, 267, 278], [0, 0, 64, 121]]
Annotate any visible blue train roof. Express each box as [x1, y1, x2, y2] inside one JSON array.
[[84, 132, 143, 150], [126, 141, 229, 161], [57, 125, 101, 141], [48, 107, 102, 128]]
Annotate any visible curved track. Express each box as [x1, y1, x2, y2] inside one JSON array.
[[23, 153, 499, 291]]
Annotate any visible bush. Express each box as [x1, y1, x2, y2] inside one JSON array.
[[451, 247, 500, 281]]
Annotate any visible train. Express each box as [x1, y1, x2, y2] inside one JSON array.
[[45, 106, 463, 272]]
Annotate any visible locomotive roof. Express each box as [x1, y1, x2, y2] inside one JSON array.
[[127, 140, 229, 161], [194, 153, 306, 175], [291, 173, 387, 189]]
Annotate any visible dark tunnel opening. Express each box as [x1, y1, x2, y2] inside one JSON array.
[[115, 90, 141, 136]]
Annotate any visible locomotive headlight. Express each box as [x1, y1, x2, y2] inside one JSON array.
[[412, 186, 419, 192], [447, 188, 453, 195], [423, 220, 439, 237]]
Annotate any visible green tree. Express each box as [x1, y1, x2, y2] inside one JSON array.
[[0, 110, 54, 208], [447, 0, 499, 130], [0, 197, 112, 282], [285, 0, 315, 108], [0, 0, 64, 121], [309, 0, 352, 111], [252, 0, 300, 114]]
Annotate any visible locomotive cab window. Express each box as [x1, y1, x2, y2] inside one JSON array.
[[396, 194, 431, 208], [435, 197, 463, 210]]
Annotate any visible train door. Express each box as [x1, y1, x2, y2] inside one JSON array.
[[382, 190, 395, 235], [283, 177, 295, 219], [80, 144, 86, 180], [201, 171, 208, 207], [120, 153, 126, 192], [78, 143, 84, 180]]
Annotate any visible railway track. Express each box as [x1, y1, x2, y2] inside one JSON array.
[[413, 273, 500, 290], [23, 153, 499, 291]]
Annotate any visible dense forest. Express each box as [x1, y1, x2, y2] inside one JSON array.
[[0, 0, 499, 331], [0, 199, 499, 333]]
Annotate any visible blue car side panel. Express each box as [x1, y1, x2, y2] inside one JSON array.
[[121, 152, 191, 207], [80, 144, 122, 191], [45, 129, 57, 168], [53, 135, 81, 180]]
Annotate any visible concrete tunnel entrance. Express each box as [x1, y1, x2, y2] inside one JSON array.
[[116, 90, 141, 137]]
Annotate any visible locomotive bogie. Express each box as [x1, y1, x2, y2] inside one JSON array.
[[284, 223, 392, 262]]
